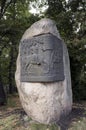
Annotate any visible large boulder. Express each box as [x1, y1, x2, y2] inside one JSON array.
[[15, 18, 72, 124]]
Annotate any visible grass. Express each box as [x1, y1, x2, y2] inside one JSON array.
[[0, 114, 20, 130], [68, 118, 86, 130], [0, 115, 86, 130], [7, 94, 21, 108], [0, 95, 86, 130], [0, 94, 21, 115], [0, 115, 60, 130]]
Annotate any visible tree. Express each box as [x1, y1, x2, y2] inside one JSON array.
[[0, 0, 39, 98], [46, 0, 86, 100], [0, 43, 7, 104], [0, 0, 85, 101]]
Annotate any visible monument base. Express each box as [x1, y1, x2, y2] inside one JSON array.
[[16, 81, 72, 124]]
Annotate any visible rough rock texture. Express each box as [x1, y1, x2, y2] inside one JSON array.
[[15, 18, 72, 124]]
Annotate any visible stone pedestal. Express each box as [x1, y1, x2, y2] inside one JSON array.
[[15, 18, 72, 124]]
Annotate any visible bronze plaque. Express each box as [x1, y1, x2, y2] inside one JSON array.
[[20, 33, 64, 82]]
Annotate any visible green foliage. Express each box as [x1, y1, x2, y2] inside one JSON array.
[[46, 1, 73, 39], [46, 0, 86, 100], [68, 37, 86, 100], [0, 0, 39, 95], [0, 0, 86, 100]]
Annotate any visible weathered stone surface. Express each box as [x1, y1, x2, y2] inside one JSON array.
[[15, 18, 72, 124], [20, 33, 64, 82]]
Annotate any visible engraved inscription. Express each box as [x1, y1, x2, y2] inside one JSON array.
[[20, 33, 64, 82]]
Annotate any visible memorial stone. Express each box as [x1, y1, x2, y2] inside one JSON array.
[[15, 18, 72, 124]]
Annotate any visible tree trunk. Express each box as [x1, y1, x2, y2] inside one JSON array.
[[0, 76, 6, 105], [8, 44, 14, 94], [0, 50, 6, 105]]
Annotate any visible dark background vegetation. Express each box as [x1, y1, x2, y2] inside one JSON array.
[[0, 0, 86, 105]]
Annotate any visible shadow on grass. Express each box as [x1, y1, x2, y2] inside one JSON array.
[[57, 104, 86, 130]]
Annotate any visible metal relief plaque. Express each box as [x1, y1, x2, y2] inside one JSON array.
[[20, 33, 64, 82]]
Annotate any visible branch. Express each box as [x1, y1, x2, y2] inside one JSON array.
[[0, 0, 7, 14], [0, 0, 13, 19]]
